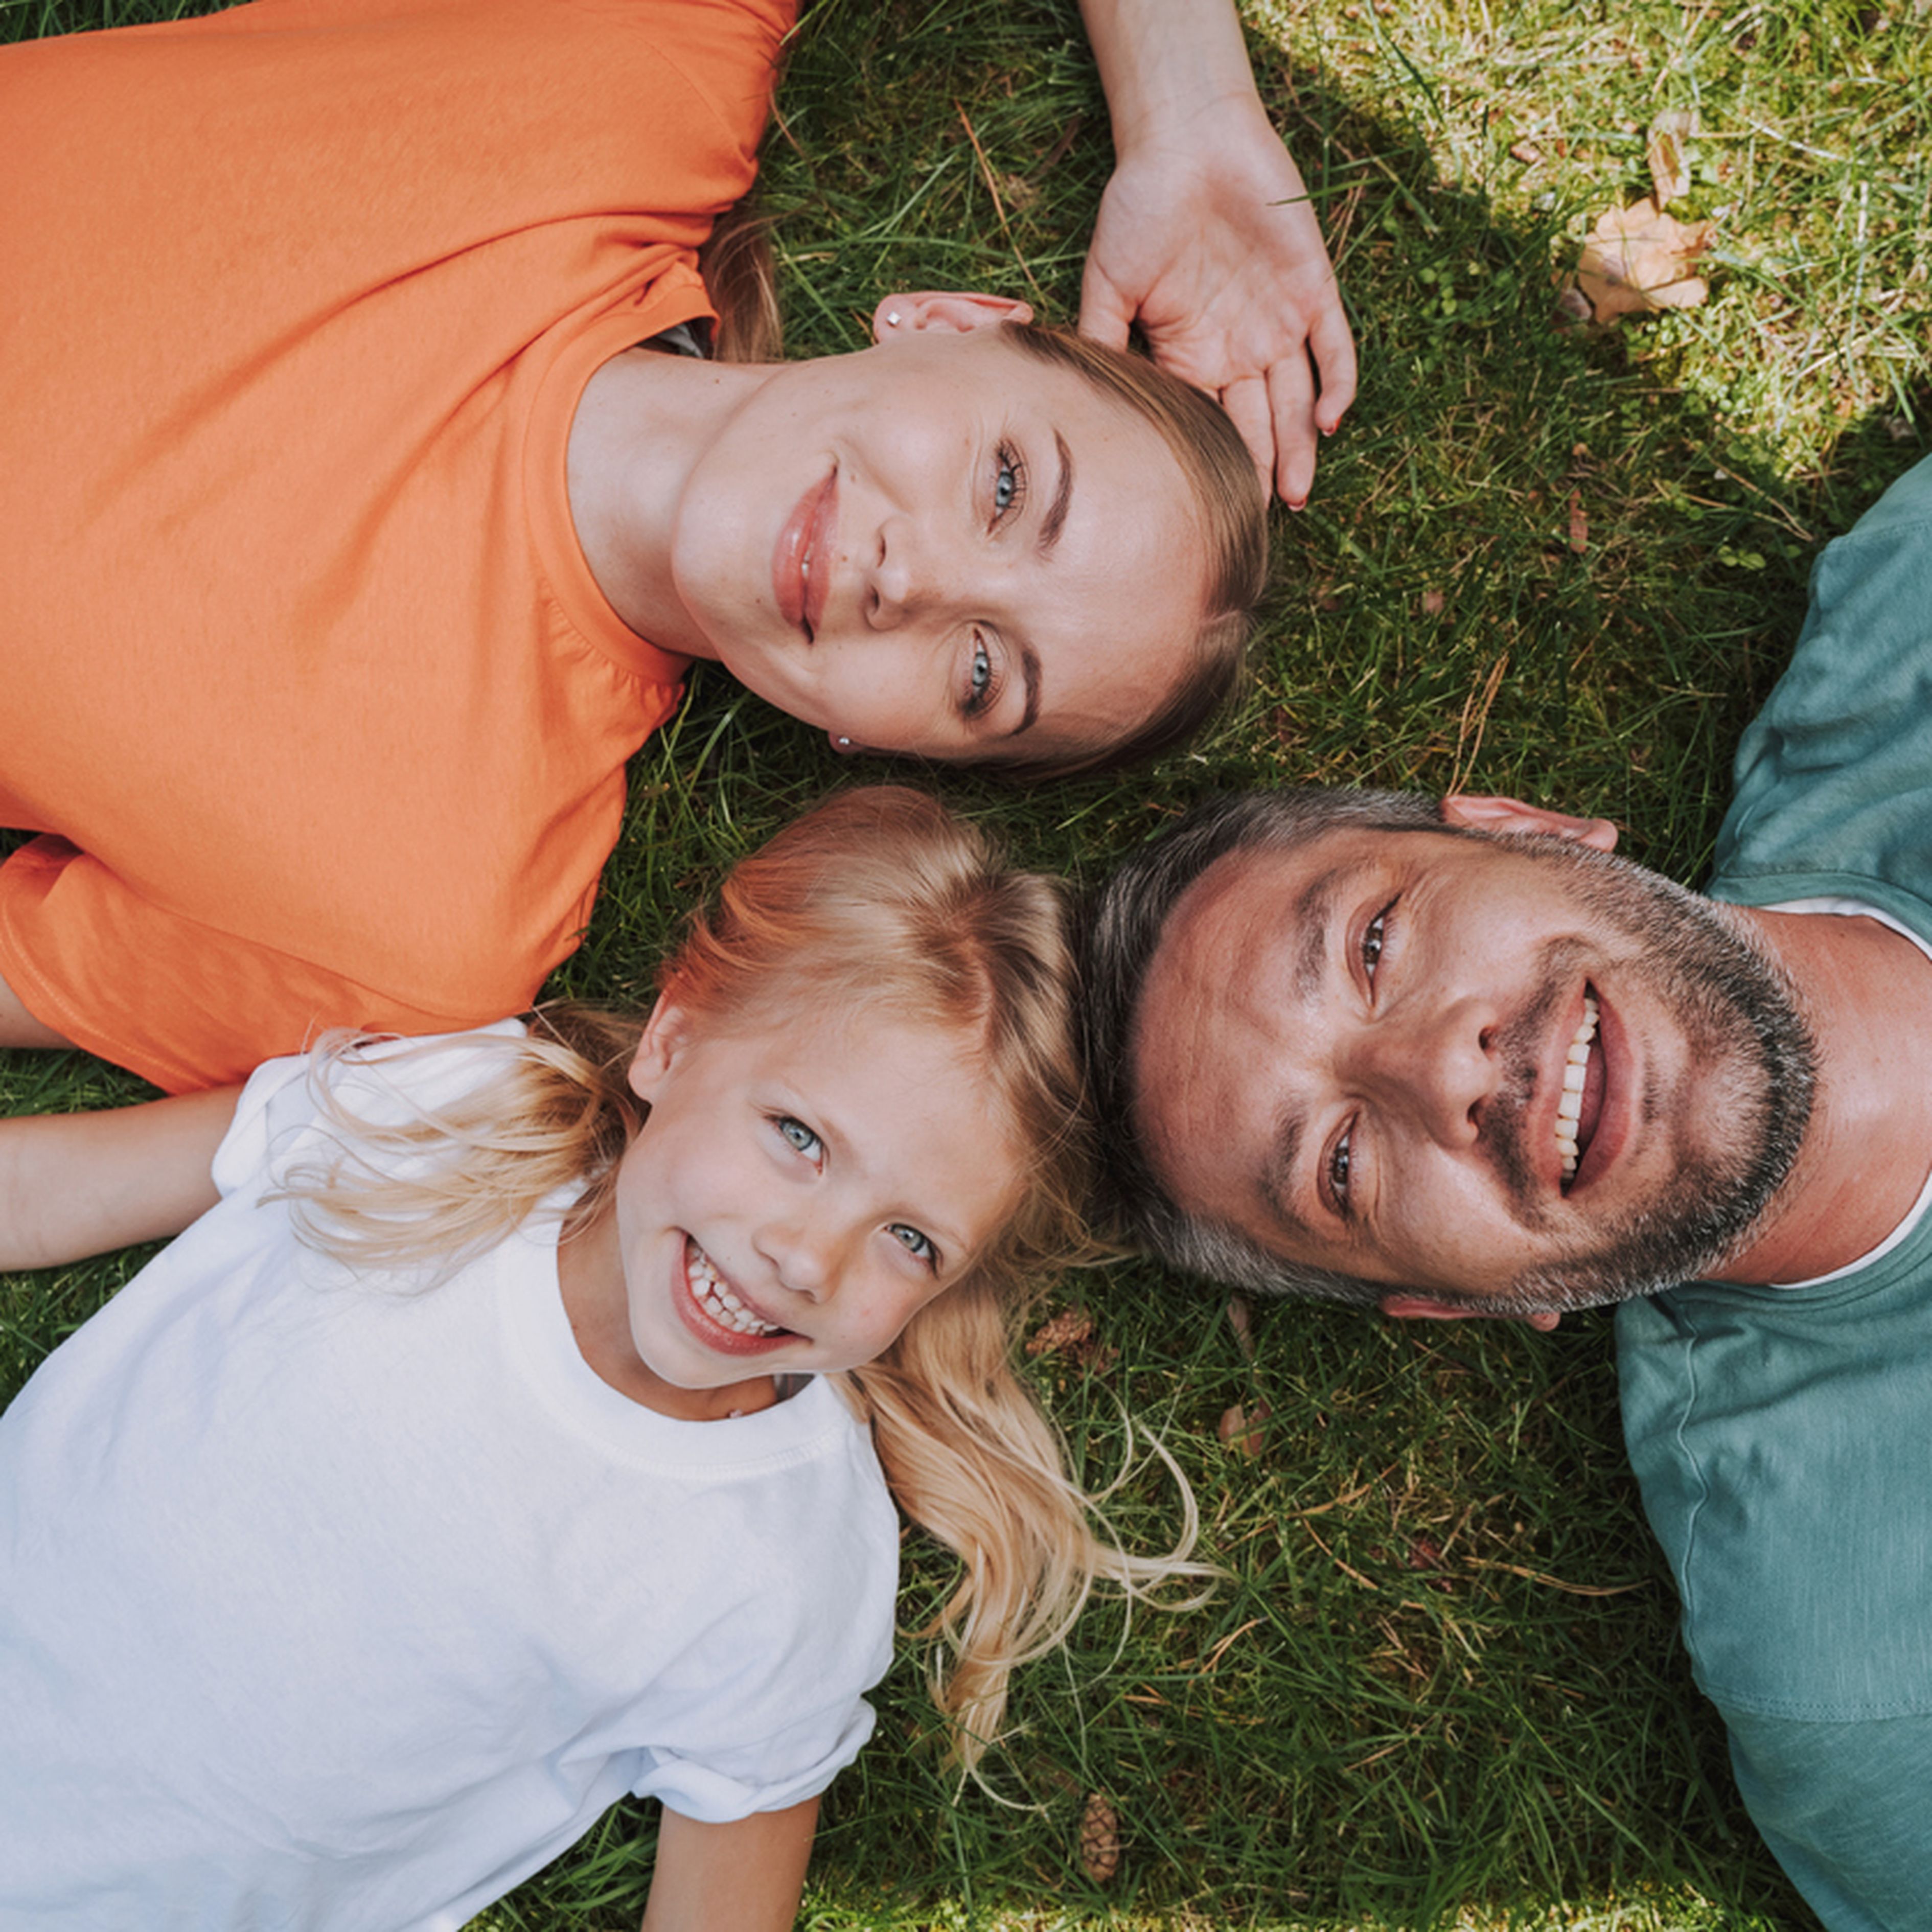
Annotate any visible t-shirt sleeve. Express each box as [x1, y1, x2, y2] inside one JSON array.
[[0, 842, 533, 1094], [1724, 1706, 1932, 1932], [631, 1696, 880, 1824], [209, 1021, 532, 1199]]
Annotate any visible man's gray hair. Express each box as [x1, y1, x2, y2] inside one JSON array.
[[1080, 787, 1445, 1305]]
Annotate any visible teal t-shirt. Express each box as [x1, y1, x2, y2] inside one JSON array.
[[1619, 452, 1932, 1932]]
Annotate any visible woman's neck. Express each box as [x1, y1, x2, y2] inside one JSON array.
[[565, 346, 768, 659]]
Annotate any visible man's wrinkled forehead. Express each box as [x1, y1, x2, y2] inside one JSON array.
[[1130, 836, 1348, 1193]]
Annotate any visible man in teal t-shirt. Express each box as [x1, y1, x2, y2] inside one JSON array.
[[1088, 453, 1932, 1929]]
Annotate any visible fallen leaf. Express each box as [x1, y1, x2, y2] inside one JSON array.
[[1408, 1535, 1446, 1570], [1567, 196, 1714, 320], [1218, 1400, 1272, 1457], [1646, 109, 1697, 207], [1509, 139, 1543, 166], [1079, 1792, 1121, 1883], [1568, 490, 1589, 554], [1421, 588, 1446, 616], [1225, 1295, 1254, 1360], [1027, 1306, 1095, 1358]]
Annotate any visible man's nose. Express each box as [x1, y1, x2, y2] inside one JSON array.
[[1351, 997, 1499, 1147]]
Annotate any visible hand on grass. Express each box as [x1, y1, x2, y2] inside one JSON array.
[[1080, 90, 1355, 509]]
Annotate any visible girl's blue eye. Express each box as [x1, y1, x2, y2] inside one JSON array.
[[992, 443, 1027, 522], [775, 1116, 822, 1161], [890, 1223, 938, 1268]]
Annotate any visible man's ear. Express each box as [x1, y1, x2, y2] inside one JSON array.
[[1441, 793, 1618, 855], [627, 998, 691, 1103], [1380, 1291, 1561, 1334], [871, 290, 1035, 344]]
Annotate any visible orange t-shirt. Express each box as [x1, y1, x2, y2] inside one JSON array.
[[0, 0, 790, 1091]]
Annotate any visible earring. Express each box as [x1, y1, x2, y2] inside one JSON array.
[[836, 736, 853, 748], [884, 311, 901, 328]]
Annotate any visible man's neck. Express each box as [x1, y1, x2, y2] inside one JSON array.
[[1715, 905, 1932, 1284]]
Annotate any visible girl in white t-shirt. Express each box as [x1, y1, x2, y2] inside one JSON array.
[[0, 786, 1200, 1932]]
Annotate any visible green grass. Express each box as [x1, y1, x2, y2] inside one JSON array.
[[8, 0, 1931, 1924]]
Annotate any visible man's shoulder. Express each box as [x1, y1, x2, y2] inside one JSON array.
[[1618, 1255, 1932, 1718]]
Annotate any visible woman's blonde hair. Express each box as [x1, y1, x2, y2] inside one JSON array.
[[280, 786, 1202, 1769], [993, 322, 1269, 780]]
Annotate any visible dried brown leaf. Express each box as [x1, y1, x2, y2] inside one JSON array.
[[1225, 1295, 1254, 1360], [1509, 139, 1543, 166], [1568, 490, 1589, 555], [1027, 1305, 1096, 1358], [1568, 196, 1714, 320], [1079, 1792, 1121, 1884], [1218, 1400, 1272, 1457], [1646, 109, 1697, 207]]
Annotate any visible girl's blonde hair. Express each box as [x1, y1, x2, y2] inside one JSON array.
[[281, 786, 1201, 1769]]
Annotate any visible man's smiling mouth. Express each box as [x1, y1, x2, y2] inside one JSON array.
[[1556, 989, 1601, 1185]]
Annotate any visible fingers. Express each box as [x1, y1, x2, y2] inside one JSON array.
[[1216, 372, 1276, 500], [1076, 258, 1136, 352], [1308, 299, 1359, 435], [1267, 348, 1318, 510]]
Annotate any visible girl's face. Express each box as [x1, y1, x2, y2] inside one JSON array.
[[589, 997, 1023, 1419], [670, 310, 1212, 769]]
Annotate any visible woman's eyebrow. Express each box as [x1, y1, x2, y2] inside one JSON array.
[[1037, 431, 1074, 555]]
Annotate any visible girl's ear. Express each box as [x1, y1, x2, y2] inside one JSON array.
[[871, 291, 1035, 344], [1441, 793, 1619, 854], [628, 998, 690, 1102]]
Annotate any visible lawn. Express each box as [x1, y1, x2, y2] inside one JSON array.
[[6, 0, 1929, 1925]]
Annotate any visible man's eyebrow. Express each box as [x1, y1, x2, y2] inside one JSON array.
[[1037, 430, 1074, 556], [1255, 863, 1350, 1236], [1258, 1106, 1314, 1244]]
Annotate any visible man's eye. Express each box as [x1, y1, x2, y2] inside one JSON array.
[[992, 443, 1027, 522], [1362, 902, 1393, 981], [774, 1116, 822, 1161], [889, 1223, 938, 1269], [1328, 1131, 1354, 1212]]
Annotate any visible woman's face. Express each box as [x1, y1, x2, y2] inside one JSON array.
[[669, 319, 1212, 768]]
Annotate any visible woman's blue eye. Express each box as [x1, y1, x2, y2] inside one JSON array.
[[971, 642, 992, 697], [992, 443, 1027, 521], [890, 1223, 938, 1267], [775, 1116, 822, 1160], [962, 637, 999, 719]]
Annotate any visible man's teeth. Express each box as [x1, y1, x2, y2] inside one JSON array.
[[686, 1244, 780, 1337], [1556, 993, 1599, 1180]]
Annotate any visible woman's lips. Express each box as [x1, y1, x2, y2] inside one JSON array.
[[772, 472, 838, 637]]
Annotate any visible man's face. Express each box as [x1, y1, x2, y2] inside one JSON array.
[[1130, 822, 1815, 1312]]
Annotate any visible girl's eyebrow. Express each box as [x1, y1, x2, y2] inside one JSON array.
[[1037, 431, 1075, 556]]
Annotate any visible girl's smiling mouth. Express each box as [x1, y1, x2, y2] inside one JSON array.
[[676, 1238, 794, 1355], [772, 471, 838, 640]]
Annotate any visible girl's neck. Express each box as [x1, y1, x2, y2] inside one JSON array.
[[564, 346, 769, 660], [555, 1191, 781, 1422]]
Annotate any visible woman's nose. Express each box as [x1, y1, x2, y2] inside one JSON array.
[[867, 516, 965, 628]]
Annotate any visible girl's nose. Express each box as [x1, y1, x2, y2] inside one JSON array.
[[755, 1212, 843, 1300]]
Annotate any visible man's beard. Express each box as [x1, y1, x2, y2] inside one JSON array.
[[1457, 835, 1818, 1315]]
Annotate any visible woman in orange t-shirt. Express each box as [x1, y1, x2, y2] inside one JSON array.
[[0, 0, 1284, 1090]]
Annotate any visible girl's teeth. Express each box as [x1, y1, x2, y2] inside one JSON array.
[[1557, 993, 1600, 1181], [686, 1244, 780, 1337]]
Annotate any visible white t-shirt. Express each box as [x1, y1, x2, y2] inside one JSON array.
[[0, 1035, 899, 1931]]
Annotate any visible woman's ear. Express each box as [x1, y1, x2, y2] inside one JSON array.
[[1441, 793, 1619, 854], [871, 290, 1035, 344], [628, 998, 690, 1102]]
